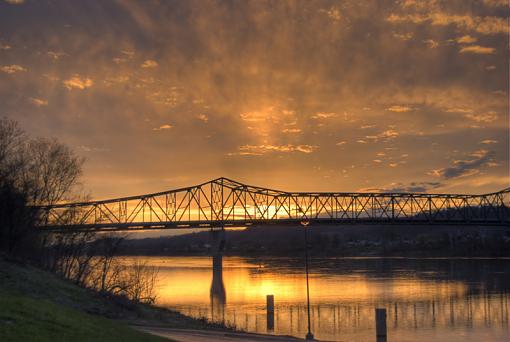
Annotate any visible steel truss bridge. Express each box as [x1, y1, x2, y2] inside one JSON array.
[[36, 178, 510, 231]]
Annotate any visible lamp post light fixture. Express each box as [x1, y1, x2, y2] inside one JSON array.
[[300, 219, 314, 341]]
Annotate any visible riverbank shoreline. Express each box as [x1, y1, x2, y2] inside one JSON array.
[[0, 258, 260, 341], [133, 325, 305, 342]]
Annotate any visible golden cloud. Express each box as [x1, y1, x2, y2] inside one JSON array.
[[465, 112, 498, 123], [196, 114, 208, 122], [424, 39, 439, 48], [387, 13, 508, 35], [446, 108, 473, 113], [141, 59, 158, 68], [482, 0, 509, 7], [29, 97, 48, 106], [311, 112, 337, 119], [152, 124, 173, 131], [236, 144, 317, 155], [456, 35, 477, 44], [63, 75, 93, 90], [282, 128, 302, 133], [387, 105, 412, 112], [459, 45, 495, 54], [1, 64, 26, 74]]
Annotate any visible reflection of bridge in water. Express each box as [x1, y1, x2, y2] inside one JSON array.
[[191, 256, 510, 341], [210, 254, 226, 323], [37, 178, 509, 231]]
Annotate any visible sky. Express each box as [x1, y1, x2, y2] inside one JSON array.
[[0, 0, 509, 200]]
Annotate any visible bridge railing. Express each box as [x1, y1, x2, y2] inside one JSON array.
[[35, 178, 510, 230]]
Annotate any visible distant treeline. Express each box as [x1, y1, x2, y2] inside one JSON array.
[[119, 224, 510, 257]]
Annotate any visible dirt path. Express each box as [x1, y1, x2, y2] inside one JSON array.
[[133, 326, 306, 342]]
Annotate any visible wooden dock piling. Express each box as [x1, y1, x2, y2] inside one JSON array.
[[375, 308, 387, 341], [267, 294, 274, 331]]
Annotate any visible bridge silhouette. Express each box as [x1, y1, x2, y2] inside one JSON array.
[[36, 177, 510, 231]]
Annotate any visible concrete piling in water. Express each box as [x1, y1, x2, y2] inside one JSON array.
[[266, 294, 274, 331], [375, 308, 387, 341]]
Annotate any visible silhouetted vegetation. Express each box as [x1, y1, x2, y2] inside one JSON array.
[[0, 117, 158, 304], [0, 117, 83, 257]]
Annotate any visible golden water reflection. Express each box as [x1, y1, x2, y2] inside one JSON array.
[[134, 256, 510, 341]]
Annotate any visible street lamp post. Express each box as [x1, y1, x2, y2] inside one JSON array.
[[301, 219, 314, 341]]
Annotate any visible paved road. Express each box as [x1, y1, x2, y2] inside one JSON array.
[[134, 326, 306, 342]]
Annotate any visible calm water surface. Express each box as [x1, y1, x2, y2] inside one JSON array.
[[130, 256, 510, 341]]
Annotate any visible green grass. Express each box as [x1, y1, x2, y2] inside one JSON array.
[[0, 291, 168, 342], [0, 259, 171, 342]]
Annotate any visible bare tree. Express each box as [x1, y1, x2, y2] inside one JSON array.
[[0, 117, 25, 185], [92, 234, 126, 293], [124, 260, 159, 304], [0, 117, 84, 257], [0, 118, 34, 254], [0, 117, 159, 305], [20, 138, 84, 206]]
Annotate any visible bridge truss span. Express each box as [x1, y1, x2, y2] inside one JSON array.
[[36, 177, 510, 231]]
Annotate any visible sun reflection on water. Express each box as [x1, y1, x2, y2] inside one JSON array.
[[124, 256, 510, 342]]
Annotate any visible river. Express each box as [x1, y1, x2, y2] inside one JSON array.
[[126, 256, 510, 341]]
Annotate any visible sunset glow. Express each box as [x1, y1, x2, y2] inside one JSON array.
[[1, 0, 507, 200]]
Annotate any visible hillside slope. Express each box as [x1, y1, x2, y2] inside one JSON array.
[[0, 259, 173, 342]]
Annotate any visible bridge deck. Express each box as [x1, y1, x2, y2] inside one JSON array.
[[35, 178, 510, 231]]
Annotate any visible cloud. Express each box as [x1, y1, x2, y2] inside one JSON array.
[[485, 65, 496, 71], [47, 51, 66, 60], [482, 0, 509, 7], [378, 129, 399, 139], [387, 12, 508, 35], [282, 128, 302, 133], [1, 64, 26, 74], [359, 181, 443, 193], [239, 107, 295, 122], [29, 97, 48, 106], [234, 144, 317, 155], [424, 39, 439, 48], [459, 45, 495, 54], [0, 42, 11, 50], [465, 111, 498, 123], [152, 124, 173, 131], [429, 149, 495, 179], [319, 6, 341, 21], [141, 59, 158, 68], [0, 1, 507, 196], [480, 139, 498, 144], [63, 75, 93, 90], [446, 107, 472, 113], [311, 112, 338, 119], [362, 129, 400, 143], [456, 35, 477, 44], [240, 111, 266, 122], [196, 114, 208, 122], [4, 0, 24, 4], [387, 105, 412, 112], [393, 32, 414, 41]]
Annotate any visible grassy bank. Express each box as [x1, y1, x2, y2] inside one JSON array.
[[0, 258, 229, 342]]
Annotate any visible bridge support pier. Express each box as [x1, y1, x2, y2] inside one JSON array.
[[210, 228, 226, 323]]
